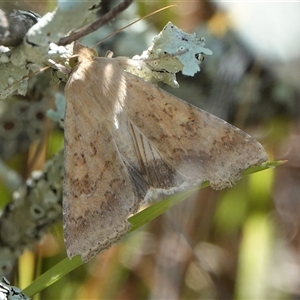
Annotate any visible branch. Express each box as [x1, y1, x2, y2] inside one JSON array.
[[58, 0, 133, 46], [0, 1, 99, 100], [0, 150, 63, 277], [0, 277, 30, 300]]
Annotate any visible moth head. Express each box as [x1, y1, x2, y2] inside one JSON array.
[[69, 42, 98, 67]]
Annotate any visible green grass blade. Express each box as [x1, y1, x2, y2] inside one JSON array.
[[22, 160, 283, 297]]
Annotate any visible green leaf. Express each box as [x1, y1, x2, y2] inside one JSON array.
[[23, 160, 283, 297]]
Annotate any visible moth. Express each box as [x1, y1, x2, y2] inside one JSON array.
[[63, 43, 268, 263]]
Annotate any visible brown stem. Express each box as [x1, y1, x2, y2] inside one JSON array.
[[58, 0, 133, 46]]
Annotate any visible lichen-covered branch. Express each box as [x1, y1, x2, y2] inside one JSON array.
[[0, 277, 30, 300], [0, 1, 99, 100], [0, 9, 40, 47], [0, 150, 63, 277]]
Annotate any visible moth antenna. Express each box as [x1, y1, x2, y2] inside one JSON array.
[[92, 5, 178, 49], [58, 0, 134, 46], [5, 58, 68, 92], [4, 4, 177, 94], [5, 4, 178, 91], [58, 1, 176, 47]]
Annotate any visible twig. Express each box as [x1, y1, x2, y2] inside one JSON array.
[[58, 0, 133, 46]]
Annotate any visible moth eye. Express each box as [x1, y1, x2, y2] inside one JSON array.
[[69, 55, 79, 68]]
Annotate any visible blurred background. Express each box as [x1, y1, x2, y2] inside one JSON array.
[[0, 0, 300, 299]]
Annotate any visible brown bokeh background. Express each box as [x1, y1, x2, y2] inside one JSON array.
[[1, 1, 300, 299]]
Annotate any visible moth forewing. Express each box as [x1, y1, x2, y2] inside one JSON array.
[[63, 54, 141, 261], [119, 62, 268, 190], [63, 45, 268, 261]]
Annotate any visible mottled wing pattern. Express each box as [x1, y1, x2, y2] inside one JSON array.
[[63, 57, 145, 261], [63, 48, 268, 261], [111, 111, 187, 200], [117, 63, 268, 190]]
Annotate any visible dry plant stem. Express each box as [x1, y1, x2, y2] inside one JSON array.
[[58, 0, 133, 46]]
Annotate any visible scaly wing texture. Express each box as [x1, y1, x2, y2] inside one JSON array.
[[115, 58, 268, 190], [63, 55, 148, 261], [63, 49, 268, 261], [111, 111, 188, 200]]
